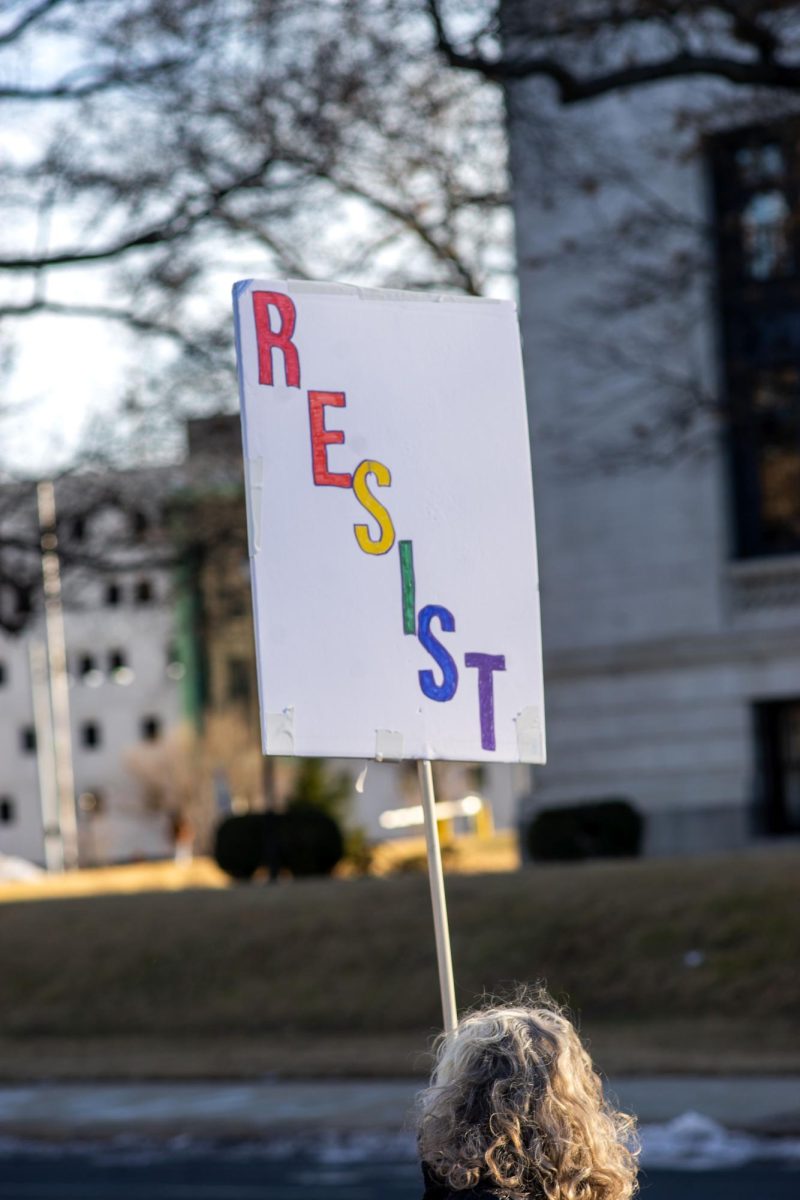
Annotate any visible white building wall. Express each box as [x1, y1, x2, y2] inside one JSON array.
[[0, 577, 183, 868], [0, 469, 185, 868], [0, 633, 46, 863], [64, 571, 183, 864], [508, 81, 800, 852]]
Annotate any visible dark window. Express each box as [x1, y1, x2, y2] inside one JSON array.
[[81, 721, 101, 749], [141, 715, 161, 741], [0, 661, 6, 686], [227, 657, 251, 703], [755, 700, 800, 835], [0, 797, 14, 824], [710, 121, 800, 557], [78, 654, 97, 678], [132, 510, 149, 539], [20, 726, 36, 754], [105, 582, 122, 606], [135, 578, 154, 604], [735, 144, 793, 281], [108, 649, 127, 672], [727, 367, 800, 556], [70, 515, 86, 542], [15, 587, 33, 615]]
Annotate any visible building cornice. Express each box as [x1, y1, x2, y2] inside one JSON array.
[[546, 624, 800, 680]]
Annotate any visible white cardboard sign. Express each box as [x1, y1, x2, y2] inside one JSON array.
[[233, 280, 545, 764]]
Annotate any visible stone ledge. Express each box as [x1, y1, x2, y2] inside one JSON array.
[[546, 624, 800, 679], [728, 554, 800, 610]]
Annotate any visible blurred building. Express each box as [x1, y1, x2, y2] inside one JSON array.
[[167, 417, 267, 832], [0, 472, 183, 865], [0, 433, 259, 869], [171, 416, 258, 733], [510, 83, 800, 852], [0, 417, 523, 870]]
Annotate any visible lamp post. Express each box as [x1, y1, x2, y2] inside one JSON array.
[[37, 480, 78, 870], [28, 638, 62, 871]]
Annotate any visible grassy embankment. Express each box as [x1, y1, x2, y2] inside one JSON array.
[[0, 847, 797, 1080]]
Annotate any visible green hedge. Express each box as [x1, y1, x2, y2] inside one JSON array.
[[526, 798, 643, 861], [214, 808, 344, 880]]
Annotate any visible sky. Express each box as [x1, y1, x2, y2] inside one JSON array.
[[4, 313, 127, 475], [1, 7, 514, 479], [1, 22, 140, 477]]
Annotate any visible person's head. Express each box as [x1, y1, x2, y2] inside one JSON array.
[[417, 993, 638, 1200]]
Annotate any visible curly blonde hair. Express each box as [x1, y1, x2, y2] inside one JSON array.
[[417, 993, 638, 1200]]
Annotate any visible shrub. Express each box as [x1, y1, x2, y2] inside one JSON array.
[[526, 798, 643, 862], [277, 805, 344, 877], [214, 813, 266, 880], [213, 808, 345, 881]]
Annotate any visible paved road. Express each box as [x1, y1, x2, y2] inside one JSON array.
[[0, 1077, 798, 1200], [0, 1151, 797, 1200], [1, 1077, 798, 1138]]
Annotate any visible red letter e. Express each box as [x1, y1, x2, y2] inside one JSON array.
[[308, 391, 352, 488]]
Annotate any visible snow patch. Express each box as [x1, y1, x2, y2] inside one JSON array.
[[0, 1114, 799, 1172], [640, 1111, 800, 1170], [0, 854, 43, 882]]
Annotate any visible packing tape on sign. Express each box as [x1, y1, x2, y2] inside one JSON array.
[[375, 729, 403, 762], [244, 456, 263, 556], [266, 706, 294, 754], [515, 707, 544, 763]]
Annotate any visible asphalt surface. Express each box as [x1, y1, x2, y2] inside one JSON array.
[[0, 1150, 797, 1200], [0, 1077, 798, 1200]]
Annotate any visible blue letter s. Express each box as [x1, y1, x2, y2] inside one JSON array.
[[418, 604, 458, 702]]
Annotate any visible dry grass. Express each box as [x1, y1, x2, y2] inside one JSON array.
[[367, 830, 520, 876], [0, 857, 229, 905], [0, 1034, 434, 1081], [0, 1019, 796, 1082], [0, 833, 518, 904], [0, 846, 797, 1080]]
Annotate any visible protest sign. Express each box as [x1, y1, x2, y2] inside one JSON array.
[[233, 280, 545, 767]]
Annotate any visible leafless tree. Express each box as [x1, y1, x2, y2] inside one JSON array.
[[1, 1, 509, 390], [0, 1, 510, 627], [3, 0, 800, 533], [429, 3, 800, 97], [428, 2, 800, 465]]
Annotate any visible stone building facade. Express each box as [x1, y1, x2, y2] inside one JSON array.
[[509, 76, 800, 853]]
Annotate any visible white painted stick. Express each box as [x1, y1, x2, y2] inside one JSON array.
[[418, 758, 457, 1034]]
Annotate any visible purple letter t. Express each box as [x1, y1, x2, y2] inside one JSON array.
[[464, 652, 506, 751]]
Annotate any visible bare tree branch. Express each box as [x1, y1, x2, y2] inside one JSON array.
[[0, 299, 223, 362], [0, 155, 274, 270], [319, 175, 484, 294], [0, 0, 68, 48], [0, 56, 189, 101], [427, 1, 800, 99]]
